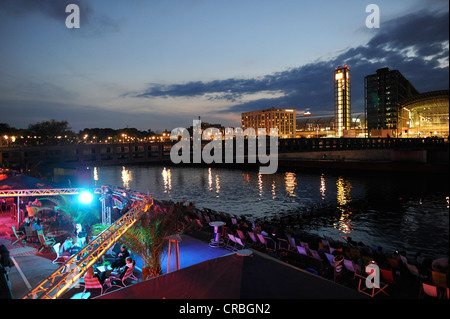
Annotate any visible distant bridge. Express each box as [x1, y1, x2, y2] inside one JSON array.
[[0, 137, 447, 170]]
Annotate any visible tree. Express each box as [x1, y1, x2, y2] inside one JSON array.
[[120, 200, 194, 279], [26, 119, 74, 145], [37, 195, 101, 233]]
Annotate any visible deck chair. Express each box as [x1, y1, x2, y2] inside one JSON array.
[[104, 266, 138, 291], [25, 226, 38, 243], [81, 277, 104, 298], [256, 233, 266, 247], [247, 231, 259, 247], [277, 238, 290, 257], [300, 241, 310, 252], [236, 229, 246, 242], [343, 259, 358, 278], [37, 230, 56, 252], [431, 271, 448, 289], [309, 249, 322, 261], [420, 282, 440, 299], [387, 257, 399, 270], [324, 253, 335, 268], [265, 237, 277, 253], [356, 266, 390, 297], [227, 234, 238, 251], [287, 235, 296, 251], [297, 246, 308, 256], [234, 236, 245, 250], [11, 225, 25, 245], [380, 268, 396, 285]]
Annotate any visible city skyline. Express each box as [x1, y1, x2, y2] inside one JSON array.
[[0, 0, 448, 132]]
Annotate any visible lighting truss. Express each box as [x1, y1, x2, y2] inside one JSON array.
[[0, 188, 103, 197], [22, 195, 153, 299]]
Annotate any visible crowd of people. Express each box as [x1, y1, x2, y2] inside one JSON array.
[[181, 203, 449, 296]]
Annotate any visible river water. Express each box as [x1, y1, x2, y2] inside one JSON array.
[[90, 164, 449, 260]]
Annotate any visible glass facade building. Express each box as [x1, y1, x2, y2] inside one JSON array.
[[334, 66, 351, 137], [365, 67, 419, 137], [398, 90, 449, 138], [296, 113, 366, 138]]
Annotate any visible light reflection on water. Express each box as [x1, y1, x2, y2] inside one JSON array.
[[91, 164, 449, 259]]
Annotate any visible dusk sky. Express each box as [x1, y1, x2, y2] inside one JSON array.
[[0, 0, 448, 133]]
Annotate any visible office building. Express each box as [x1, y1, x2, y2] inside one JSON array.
[[241, 108, 296, 138], [365, 67, 419, 137], [334, 65, 351, 137]]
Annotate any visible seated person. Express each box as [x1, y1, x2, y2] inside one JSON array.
[[100, 257, 135, 286], [19, 217, 31, 233], [111, 245, 130, 270], [60, 236, 75, 257], [70, 236, 82, 255], [30, 219, 41, 231], [75, 223, 87, 246], [84, 266, 103, 284]]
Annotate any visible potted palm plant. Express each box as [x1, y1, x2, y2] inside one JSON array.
[[120, 200, 194, 280]]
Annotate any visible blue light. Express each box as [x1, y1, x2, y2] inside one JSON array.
[[78, 190, 94, 205]]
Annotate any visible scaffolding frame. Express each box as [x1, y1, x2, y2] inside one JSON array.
[[22, 195, 153, 299]]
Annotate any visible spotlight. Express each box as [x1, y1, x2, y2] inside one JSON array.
[[78, 190, 94, 204]]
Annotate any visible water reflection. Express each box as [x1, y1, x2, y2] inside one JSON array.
[[89, 164, 449, 259], [272, 181, 276, 200], [285, 172, 297, 198], [121, 166, 132, 189], [320, 174, 326, 200], [334, 177, 353, 234], [215, 172, 220, 197], [162, 167, 172, 194], [208, 168, 213, 191], [93, 167, 99, 182], [258, 172, 263, 198]]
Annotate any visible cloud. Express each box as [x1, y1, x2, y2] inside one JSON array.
[[126, 9, 449, 115]]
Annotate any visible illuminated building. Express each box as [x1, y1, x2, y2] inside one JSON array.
[[241, 107, 296, 138], [334, 65, 351, 137], [398, 90, 449, 138], [296, 113, 366, 138], [365, 67, 419, 137]]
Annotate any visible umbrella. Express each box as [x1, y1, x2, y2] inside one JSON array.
[[97, 250, 368, 299], [0, 174, 60, 225]]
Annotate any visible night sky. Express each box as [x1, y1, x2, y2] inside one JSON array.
[[0, 0, 448, 132]]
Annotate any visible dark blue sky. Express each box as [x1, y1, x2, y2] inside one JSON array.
[[0, 0, 448, 132]]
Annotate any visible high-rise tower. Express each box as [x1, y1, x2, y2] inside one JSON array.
[[334, 65, 351, 137], [365, 67, 419, 137]]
